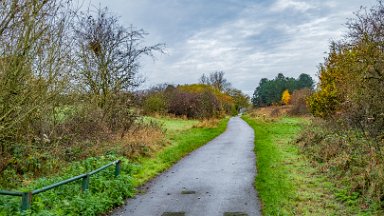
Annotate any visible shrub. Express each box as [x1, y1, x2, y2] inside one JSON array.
[[288, 88, 312, 115], [142, 92, 168, 115], [167, 84, 226, 119]]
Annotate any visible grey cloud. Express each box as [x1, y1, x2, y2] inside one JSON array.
[[88, 0, 377, 96]]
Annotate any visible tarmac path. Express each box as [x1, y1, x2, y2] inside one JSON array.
[[112, 116, 261, 216]]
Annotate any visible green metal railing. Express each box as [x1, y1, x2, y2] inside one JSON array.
[[0, 160, 121, 212]]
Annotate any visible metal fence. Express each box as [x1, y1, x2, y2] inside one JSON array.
[[0, 160, 121, 212]]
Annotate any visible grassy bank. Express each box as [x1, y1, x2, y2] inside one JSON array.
[[0, 117, 229, 216], [242, 115, 346, 215]]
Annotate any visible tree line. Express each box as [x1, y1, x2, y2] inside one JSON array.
[[139, 71, 250, 119], [251, 73, 314, 107]]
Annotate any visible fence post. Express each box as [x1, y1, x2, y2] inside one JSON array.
[[21, 192, 32, 212], [115, 160, 121, 177], [82, 174, 90, 192]]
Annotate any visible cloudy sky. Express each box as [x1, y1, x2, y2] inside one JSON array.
[[85, 0, 377, 95]]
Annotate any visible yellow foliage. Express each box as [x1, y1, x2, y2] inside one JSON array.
[[281, 89, 291, 105], [178, 84, 234, 105], [178, 84, 215, 93]]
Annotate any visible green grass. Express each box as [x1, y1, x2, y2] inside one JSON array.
[[242, 115, 346, 215], [142, 116, 199, 131], [0, 117, 229, 215], [0, 156, 134, 216]]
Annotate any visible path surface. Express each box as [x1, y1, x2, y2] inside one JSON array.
[[113, 117, 261, 216]]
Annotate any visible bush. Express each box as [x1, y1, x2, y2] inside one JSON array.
[[288, 88, 312, 115], [142, 92, 168, 115], [167, 84, 228, 119]]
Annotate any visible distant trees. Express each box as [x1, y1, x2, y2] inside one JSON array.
[[251, 73, 314, 107], [141, 72, 250, 118], [167, 84, 222, 118], [199, 71, 231, 92], [296, 74, 314, 89], [226, 88, 250, 112], [142, 83, 235, 119]]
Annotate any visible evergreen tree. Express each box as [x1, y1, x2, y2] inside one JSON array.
[[252, 73, 314, 107]]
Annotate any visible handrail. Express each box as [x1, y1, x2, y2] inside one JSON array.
[[32, 173, 88, 195], [0, 160, 121, 212], [0, 190, 23, 196]]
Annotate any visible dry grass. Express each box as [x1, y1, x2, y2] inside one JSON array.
[[150, 112, 188, 120], [0, 120, 166, 188], [75, 124, 166, 159], [193, 118, 220, 128], [297, 120, 384, 214], [248, 105, 292, 119]]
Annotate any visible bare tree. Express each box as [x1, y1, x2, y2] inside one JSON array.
[[74, 7, 164, 131], [199, 73, 210, 85], [199, 71, 230, 92], [210, 71, 229, 91]]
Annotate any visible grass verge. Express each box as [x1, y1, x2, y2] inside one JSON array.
[[0, 117, 229, 216], [242, 115, 346, 215]]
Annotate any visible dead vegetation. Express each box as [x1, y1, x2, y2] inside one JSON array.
[[193, 119, 220, 128], [248, 105, 292, 119], [0, 112, 166, 188], [297, 119, 384, 214]]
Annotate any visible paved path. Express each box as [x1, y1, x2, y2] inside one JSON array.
[[112, 117, 261, 216]]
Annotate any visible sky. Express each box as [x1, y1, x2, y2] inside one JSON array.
[[83, 0, 377, 96]]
